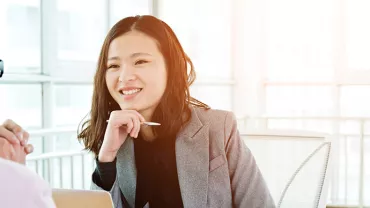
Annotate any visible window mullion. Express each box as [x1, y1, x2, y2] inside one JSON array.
[[40, 0, 58, 185]]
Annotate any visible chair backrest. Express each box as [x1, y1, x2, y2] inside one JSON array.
[[241, 129, 332, 208], [52, 189, 114, 208]]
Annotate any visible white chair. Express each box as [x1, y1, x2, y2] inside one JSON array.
[[241, 129, 332, 208]]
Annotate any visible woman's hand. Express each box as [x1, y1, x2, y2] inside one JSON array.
[[98, 110, 145, 162], [0, 119, 34, 164]]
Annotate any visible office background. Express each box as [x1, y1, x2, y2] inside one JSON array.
[[0, 0, 370, 207]]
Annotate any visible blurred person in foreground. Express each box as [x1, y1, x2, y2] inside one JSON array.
[[1, 15, 275, 208], [0, 119, 56, 208]]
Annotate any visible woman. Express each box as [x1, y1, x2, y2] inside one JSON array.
[[0, 15, 275, 208], [78, 15, 274, 208]]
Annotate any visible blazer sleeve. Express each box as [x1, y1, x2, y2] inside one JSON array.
[[224, 112, 276, 208]]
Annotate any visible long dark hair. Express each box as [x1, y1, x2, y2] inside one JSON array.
[[78, 15, 209, 155]]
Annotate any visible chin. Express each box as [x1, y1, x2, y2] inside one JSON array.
[[119, 104, 139, 111], [118, 101, 146, 111], [118, 99, 158, 113]]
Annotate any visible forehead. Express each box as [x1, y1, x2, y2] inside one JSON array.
[[108, 31, 160, 58]]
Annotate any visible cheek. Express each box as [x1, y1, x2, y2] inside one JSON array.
[[158, 66, 167, 87], [158, 70, 167, 90], [155, 70, 167, 94], [143, 71, 167, 97], [105, 74, 116, 94]]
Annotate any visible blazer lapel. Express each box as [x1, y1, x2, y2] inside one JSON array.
[[176, 108, 210, 208], [115, 108, 210, 208], [117, 137, 137, 208]]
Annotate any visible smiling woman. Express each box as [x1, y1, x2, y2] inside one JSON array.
[[75, 15, 275, 208], [0, 14, 274, 208], [105, 31, 167, 117]]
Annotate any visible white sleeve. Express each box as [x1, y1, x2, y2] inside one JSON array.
[[28, 174, 56, 208], [0, 158, 56, 208]]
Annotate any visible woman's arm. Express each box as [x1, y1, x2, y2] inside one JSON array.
[[91, 158, 124, 208], [224, 112, 276, 208]]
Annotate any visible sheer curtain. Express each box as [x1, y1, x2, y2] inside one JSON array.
[[234, 0, 370, 206]]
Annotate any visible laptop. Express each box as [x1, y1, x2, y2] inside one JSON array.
[[52, 189, 113, 208]]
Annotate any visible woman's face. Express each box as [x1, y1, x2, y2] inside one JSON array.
[[105, 31, 167, 119]]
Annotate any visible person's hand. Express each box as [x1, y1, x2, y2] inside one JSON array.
[[0, 138, 33, 164], [0, 119, 33, 164], [98, 110, 145, 162]]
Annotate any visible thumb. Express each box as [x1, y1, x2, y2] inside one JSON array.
[[24, 144, 34, 155]]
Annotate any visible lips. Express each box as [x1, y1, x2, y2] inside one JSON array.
[[119, 88, 142, 95]]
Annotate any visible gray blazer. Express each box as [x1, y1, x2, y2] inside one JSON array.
[[91, 108, 275, 208]]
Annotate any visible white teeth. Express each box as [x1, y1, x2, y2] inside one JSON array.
[[121, 89, 141, 95]]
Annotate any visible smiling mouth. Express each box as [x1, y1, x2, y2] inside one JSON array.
[[119, 88, 143, 95]]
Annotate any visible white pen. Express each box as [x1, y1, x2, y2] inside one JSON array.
[[106, 120, 161, 126]]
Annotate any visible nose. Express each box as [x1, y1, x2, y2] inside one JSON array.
[[118, 63, 137, 82]]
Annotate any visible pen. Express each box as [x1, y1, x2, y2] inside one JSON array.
[[106, 120, 161, 126]]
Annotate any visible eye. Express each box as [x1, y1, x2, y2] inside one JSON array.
[[135, 59, 148, 65], [107, 64, 119, 69]]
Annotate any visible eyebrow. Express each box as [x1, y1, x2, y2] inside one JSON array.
[[107, 53, 152, 61]]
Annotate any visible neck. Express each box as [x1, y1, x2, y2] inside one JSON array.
[[140, 127, 156, 141], [139, 108, 154, 122]]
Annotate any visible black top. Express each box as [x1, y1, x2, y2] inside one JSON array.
[[92, 136, 183, 208]]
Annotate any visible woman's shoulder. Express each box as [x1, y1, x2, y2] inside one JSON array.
[[191, 107, 237, 128], [189, 107, 239, 149]]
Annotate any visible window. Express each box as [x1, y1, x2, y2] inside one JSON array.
[[0, 84, 42, 129], [109, 0, 152, 26], [0, 0, 41, 74], [54, 85, 93, 127], [238, 0, 370, 206], [341, 86, 370, 117], [54, 0, 106, 78], [190, 85, 233, 111], [158, 0, 234, 110], [265, 0, 335, 82], [265, 86, 334, 116], [346, 0, 370, 71], [0, 0, 152, 189]]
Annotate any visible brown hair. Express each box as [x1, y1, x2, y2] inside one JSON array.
[[78, 15, 209, 155]]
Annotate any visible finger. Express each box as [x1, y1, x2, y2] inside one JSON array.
[[130, 113, 141, 138], [130, 116, 138, 138], [130, 110, 146, 122], [21, 131, 30, 146], [24, 144, 34, 154], [3, 119, 24, 143], [11, 142, 23, 163], [0, 147, 9, 159], [1, 139, 16, 160], [19, 149, 27, 165], [126, 119, 134, 135], [126, 112, 142, 138], [0, 126, 20, 145], [0, 138, 14, 159], [0, 149, 9, 159], [134, 116, 141, 138]]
